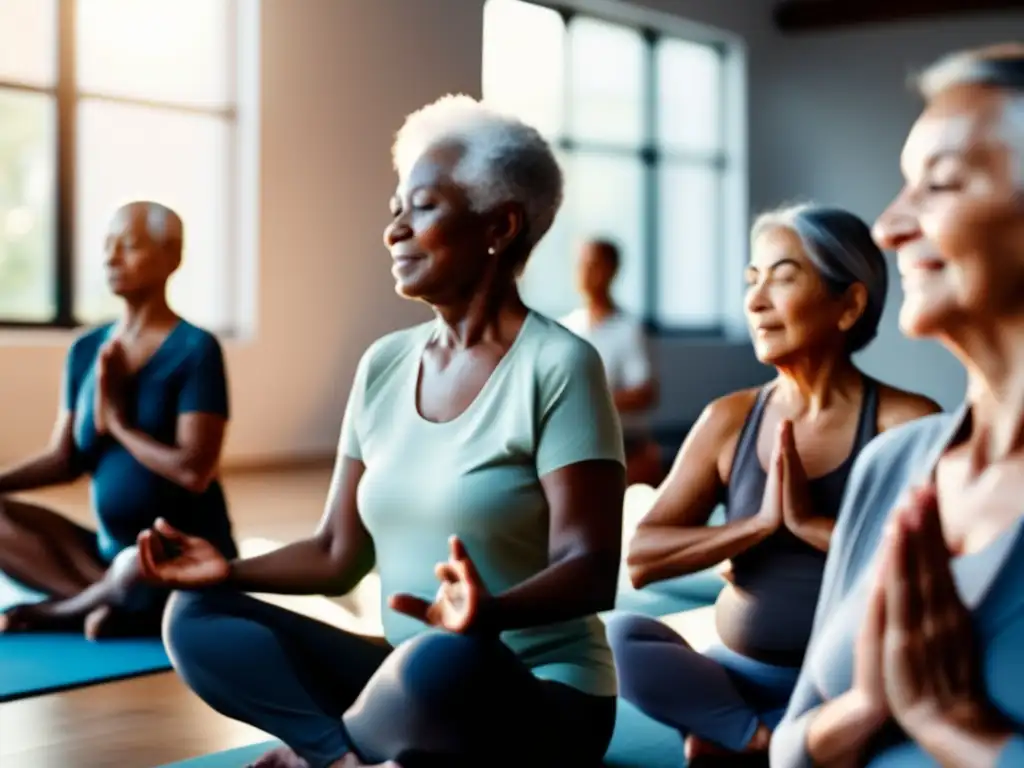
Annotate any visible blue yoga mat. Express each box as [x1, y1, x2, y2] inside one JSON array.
[[161, 700, 683, 768], [0, 574, 171, 702]]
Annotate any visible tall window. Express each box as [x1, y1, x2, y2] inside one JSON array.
[[0, 0, 246, 332], [483, 0, 735, 332]]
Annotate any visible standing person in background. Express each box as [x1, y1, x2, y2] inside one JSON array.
[[562, 239, 663, 486]]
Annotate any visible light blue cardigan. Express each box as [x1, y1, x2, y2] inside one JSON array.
[[771, 406, 1024, 767]]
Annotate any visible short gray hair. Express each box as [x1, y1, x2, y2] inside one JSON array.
[[914, 44, 1024, 100], [751, 204, 888, 353], [913, 45, 1024, 185], [391, 94, 563, 255]]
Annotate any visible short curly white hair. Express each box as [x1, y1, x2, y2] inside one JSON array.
[[392, 94, 564, 254]]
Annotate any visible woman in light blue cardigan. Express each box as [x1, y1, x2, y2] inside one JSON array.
[[771, 44, 1024, 767]]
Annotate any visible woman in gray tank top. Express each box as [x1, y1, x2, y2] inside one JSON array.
[[606, 205, 940, 764]]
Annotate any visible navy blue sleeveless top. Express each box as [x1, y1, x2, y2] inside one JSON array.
[[714, 377, 880, 667]]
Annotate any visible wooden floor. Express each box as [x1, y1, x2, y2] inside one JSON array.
[[0, 465, 385, 768]]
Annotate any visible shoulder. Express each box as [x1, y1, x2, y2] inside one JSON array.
[[354, 321, 431, 392], [528, 313, 604, 378], [875, 383, 943, 433], [689, 386, 762, 475], [695, 387, 762, 445], [361, 322, 429, 367], [177, 322, 225, 359]]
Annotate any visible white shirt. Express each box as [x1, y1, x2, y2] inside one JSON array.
[[559, 308, 653, 436]]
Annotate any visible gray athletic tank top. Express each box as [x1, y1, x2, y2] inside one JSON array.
[[714, 377, 880, 667]]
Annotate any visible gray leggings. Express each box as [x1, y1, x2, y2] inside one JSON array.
[[605, 612, 800, 751], [163, 589, 616, 768]]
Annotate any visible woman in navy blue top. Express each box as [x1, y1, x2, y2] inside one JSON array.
[[0, 201, 236, 639]]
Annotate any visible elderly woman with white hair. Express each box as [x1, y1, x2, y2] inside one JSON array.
[[136, 95, 624, 768], [771, 42, 1024, 768], [605, 204, 939, 765]]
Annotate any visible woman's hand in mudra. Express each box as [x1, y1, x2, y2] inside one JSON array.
[[136, 518, 231, 589], [390, 536, 493, 635]]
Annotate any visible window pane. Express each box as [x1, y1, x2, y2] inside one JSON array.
[[482, 0, 565, 138], [657, 162, 720, 326], [76, 99, 233, 331], [76, 0, 234, 108], [0, 0, 57, 87], [0, 89, 56, 321], [656, 39, 721, 154], [567, 18, 644, 147], [520, 151, 645, 318]]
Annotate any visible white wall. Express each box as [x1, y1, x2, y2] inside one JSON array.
[[1, 1, 1019, 470]]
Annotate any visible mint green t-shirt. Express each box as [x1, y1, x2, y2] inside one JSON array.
[[340, 310, 625, 697]]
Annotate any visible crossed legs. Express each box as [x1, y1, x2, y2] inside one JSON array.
[[164, 589, 616, 768], [605, 612, 799, 763], [0, 496, 161, 637]]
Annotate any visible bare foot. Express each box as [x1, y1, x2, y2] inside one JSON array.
[[685, 726, 770, 762], [0, 601, 82, 633], [684, 735, 730, 761], [84, 604, 162, 641], [330, 754, 402, 768], [246, 746, 310, 768], [249, 749, 401, 768]]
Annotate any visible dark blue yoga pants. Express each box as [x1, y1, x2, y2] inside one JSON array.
[[605, 612, 799, 752], [163, 589, 615, 767]]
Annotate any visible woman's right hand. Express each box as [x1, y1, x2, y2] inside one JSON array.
[[137, 518, 230, 588], [755, 421, 787, 532]]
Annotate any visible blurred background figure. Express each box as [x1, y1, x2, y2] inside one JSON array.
[[562, 238, 663, 487], [0, 201, 235, 641]]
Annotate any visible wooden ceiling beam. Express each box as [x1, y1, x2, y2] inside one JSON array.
[[774, 0, 1024, 34]]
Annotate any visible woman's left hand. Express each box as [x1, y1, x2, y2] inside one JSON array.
[[882, 486, 1002, 739], [389, 536, 494, 635]]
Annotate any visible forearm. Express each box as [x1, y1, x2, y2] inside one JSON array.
[[627, 516, 774, 588], [483, 549, 618, 633], [806, 692, 888, 768], [227, 537, 374, 596], [108, 416, 212, 493], [787, 516, 835, 552], [0, 450, 79, 493]]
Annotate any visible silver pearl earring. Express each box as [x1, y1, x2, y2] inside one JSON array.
[[488, 247, 496, 255]]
